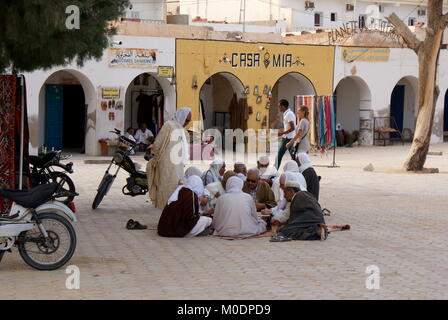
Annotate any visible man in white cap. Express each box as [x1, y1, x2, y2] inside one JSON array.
[[276, 180, 327, 241], [257, 155, 279, 187]]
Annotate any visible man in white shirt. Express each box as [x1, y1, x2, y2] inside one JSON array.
[[274, 99, 296, 169], [134, 123, 154, 151]]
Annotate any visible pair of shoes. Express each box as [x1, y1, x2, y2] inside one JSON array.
[[126, 219, 147, 230]]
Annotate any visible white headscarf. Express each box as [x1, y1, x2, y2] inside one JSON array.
[[297, 153, 313, 173], [167, 175, 204, 205], [172, 107, 191, 165], [282, 171, 307, 192], [204, 158, 224, 182], [225, 176, 244, 193], [181, 166, 202, 184], [173, 107, 191, 128], [283, 160, 300, 173]]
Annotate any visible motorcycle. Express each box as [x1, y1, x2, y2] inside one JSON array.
[[29, 150, 76, 205], [92, 128, 148, 210], [0, 183, 77, 270]]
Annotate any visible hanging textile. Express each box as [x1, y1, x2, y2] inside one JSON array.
[[0, 75, 17, 214], [296, 95, 336, 148]]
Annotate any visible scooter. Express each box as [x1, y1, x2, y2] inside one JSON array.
[[92, 129, 148, 210], [0, 183, 77, 270], [29, 150, 76, 204]]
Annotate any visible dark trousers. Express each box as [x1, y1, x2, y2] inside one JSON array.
[[275, 138, 293, 169]]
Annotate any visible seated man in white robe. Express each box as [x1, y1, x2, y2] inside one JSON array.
[[212, 176, 267, 237], [272, 160, 307, 202], [262, 172, 305, 225], [257, 155, 279, 187]]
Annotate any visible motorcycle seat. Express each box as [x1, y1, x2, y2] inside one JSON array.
[[30, 152, 58, 168], [0, 183, 58, 209], [136, 171, 147, 178]]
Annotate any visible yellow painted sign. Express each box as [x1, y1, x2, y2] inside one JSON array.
[[108, 48, 157, 68], [176, 39, 335, 130], [342, 47, 390, 62], [102, 88, 120, 99], [158, 66, 174, 78]]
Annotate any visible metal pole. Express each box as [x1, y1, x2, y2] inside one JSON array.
[[19, 75, 25, 190], [243, 0, 246, 34]]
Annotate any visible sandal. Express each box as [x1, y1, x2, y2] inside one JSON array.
[[270, 233, 292, 242], [126, 219, 147, 230], [322, 208, 331, 216]]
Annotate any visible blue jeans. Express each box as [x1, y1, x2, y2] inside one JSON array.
[[275, 138, 293, 169]]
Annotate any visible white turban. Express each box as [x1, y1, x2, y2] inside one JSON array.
[[282, 171, 307, 191], [283, 160, 300, 173], [225, 176, 244, 193], [173, 107, 191, 128]]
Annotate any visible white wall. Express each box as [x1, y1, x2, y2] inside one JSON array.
[[126, 0, 165, 20], [24, 36, 176, 156]]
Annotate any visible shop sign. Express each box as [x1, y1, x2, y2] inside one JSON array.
[[157, 66, 174, 78], [102, 87, 121, 99], [108, 48, 157, 68], [342, 47, 390, 62], [220, 52, 305, 69]]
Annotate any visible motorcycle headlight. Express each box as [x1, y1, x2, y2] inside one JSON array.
[[113, 153, 124, 164]]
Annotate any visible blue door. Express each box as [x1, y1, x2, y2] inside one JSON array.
[[390, 85, 405, 138], [444, 90, 448, 132], [45, 85, 63, 150]]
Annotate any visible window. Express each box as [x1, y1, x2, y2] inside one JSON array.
[[408, 17, 416, 26], [314, 12, 323, 27], [331, 12, 337, 22], [359, 14, 366, 28]]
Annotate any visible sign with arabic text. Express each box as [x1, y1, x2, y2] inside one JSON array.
[[108, 48, 157, 68], [101, 88, 120, 99], [157, 66, 174, 78], [342, 47, 390, 62]]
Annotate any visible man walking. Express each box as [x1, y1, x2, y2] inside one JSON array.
[[275, 99, 296, 169]]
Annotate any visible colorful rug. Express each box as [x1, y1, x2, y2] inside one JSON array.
[[0, 75, 17, 214]]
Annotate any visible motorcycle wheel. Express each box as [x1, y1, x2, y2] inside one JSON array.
[[49, 172, 76, 204], [92, 174, 114, 210], [18, 213, 76, 271]]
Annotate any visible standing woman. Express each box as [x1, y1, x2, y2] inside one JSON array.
[[286, 106, 311, 156], [146, 107, 192, 209]]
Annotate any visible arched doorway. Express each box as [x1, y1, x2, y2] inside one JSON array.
[[39, 69, 95, 153], [199, 72, 245, 133], [444, 89, 448, 142], [334, 76, 372, 144], [124, 72, 164, 137], [390, 76, 418, 139], [270, 72, 316, 129]]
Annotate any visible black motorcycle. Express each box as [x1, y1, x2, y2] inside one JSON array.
[[29, 150, 76, 205], [92, 129, 149, 210]]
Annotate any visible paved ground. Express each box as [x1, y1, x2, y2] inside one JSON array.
[[1, 143, 448, 300]]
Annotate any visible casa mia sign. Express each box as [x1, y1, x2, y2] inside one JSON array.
[[220, 52, 305, 69]]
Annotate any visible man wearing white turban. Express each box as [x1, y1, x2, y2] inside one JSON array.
[[202, 158, 225, 186], [147, 107, 192, 209], [212, 176, 267, 237], [271, 160, 307, 202]]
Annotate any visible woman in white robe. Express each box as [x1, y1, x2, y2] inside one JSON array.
[[212, 177, 266, 237], [271, 160, 307, 202]]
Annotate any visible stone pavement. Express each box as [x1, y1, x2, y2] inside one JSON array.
[[1, 144, 448, 299]]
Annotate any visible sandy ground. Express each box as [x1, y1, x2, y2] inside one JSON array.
[[1, 143, 447, 299]]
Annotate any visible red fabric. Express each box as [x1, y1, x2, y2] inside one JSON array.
[[0, 75, 17, 214]]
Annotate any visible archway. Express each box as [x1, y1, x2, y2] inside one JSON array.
[[199, 72, 245, 133], [38, 69, 95, 153], [334, 76, 372, 145], [124, 72, 165, 138], [444, 89, 448, 142], [390, 76, 418, 139], [270, 72, 316, 129]]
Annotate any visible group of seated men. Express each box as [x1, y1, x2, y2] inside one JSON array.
[[157, 153, 326, 241]]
